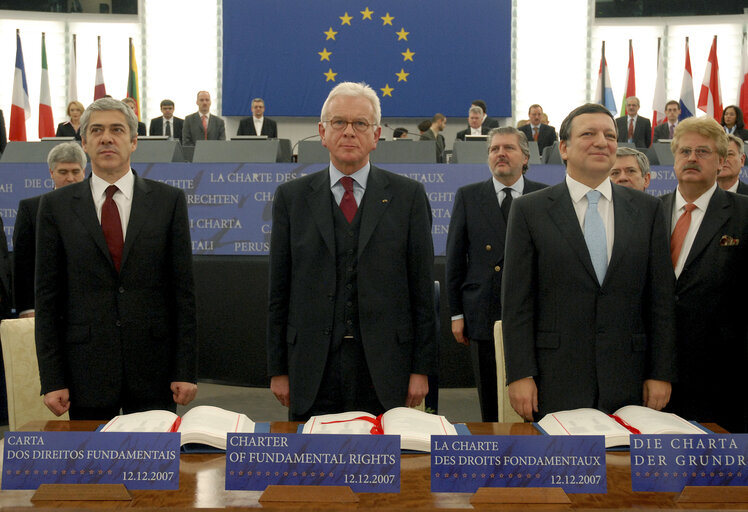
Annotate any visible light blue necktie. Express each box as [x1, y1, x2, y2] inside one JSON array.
[[584, 190, 607, 285]]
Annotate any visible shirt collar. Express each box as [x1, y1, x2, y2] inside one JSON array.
[[566, 174, 612, 204], [675, 181, 717, 212], [493, 175, 524, 195], [91, 169, 135, 200], [329, 162, 370, 190]]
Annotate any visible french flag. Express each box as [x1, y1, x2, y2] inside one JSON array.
[[679, 38, 695, 120], [697, 35, 722, 121], [9, 29, 31, 142]]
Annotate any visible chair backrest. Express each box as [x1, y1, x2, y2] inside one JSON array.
[[493, 320, 523, 423], [0, 318, 68, 429]]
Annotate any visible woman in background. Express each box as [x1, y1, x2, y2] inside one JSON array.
[[720, 105, 748, 141], [55, 101, 84, 140]]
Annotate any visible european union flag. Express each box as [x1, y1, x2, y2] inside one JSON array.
[[222, 0, 511, 117]]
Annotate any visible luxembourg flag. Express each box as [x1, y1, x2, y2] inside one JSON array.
[[679, 37, 695, 120], [739, 33, 748, 127], [652, 38, 667, 129], [594, 41, 617, 115], [697, 35, 723, 121], [9, 29, 31, 142], [94, 36, 107, 100], [39, 32, 55, 139]]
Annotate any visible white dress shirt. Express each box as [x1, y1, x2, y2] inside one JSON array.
[[671, 182, 717, 278], [329, 162, 370, 206], [254, 116, 264, 136], [90, 170, 134, 240]]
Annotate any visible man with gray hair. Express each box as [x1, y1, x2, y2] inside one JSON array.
[[267, 82, 437, 420], [717, 134, 748, 194], [615, 96, 652, 148], [456, 106, 490, 141], [446, 126, 547, 421], [13, 142, 87, 317], [237, 98, 278, 138], [610, 147, 651, 191], [35, 98, 198, 420]]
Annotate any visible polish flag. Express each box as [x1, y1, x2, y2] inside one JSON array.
[[9, 29, 30, 142], [697, 35, 723, 121], [39, 32, 55, 139], [679, 37, 695, 120], [94, 36, 107, 100]]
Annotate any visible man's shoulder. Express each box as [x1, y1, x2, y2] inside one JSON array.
[[613, 183, 662, 211], [277, 167, 328, 192], [18, 194, 42, 210], [638, 115, 652, 124], [524, 178, 549, 192], [371, 165, 425, 191], [457, 178, 491, 195]]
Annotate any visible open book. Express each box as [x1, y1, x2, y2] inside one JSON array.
[[100, 405, 257, 450], [301, 407, 458, 452], [536, 405, 707, 448]]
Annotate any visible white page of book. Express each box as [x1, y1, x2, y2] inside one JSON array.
[[302, 411, 377, 434], [381, 408, 457, 439], [539, 408, 630, 437], [180, 405, 255, 439], [100, 410, 178, 432], [614, 406, 705, 434]]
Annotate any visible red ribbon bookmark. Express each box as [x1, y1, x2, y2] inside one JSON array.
[[321, 414, 384, 435]]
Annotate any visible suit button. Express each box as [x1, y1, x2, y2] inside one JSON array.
[[485, 245, 492, 251], [347, 249, 354, 255], [494, 265, 501, 272], [674, 295, 679, 302], [115, 320, 121, 327], [346, 284, 352, 290], [323, 328, 330, 335], [346, 301, 353, 307], [118, 286, 125, 293]]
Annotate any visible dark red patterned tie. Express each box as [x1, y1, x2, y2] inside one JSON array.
[[102, 185, 124, 271], [339, 176, 357, 223]]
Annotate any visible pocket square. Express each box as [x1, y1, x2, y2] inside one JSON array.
[[719, 235, 739, 247]]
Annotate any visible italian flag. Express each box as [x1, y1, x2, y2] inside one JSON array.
[[39, 32, 55, 139]]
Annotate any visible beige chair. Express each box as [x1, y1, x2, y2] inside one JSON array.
[[494, 320, 523, 423], [0, 318, 68, 430]]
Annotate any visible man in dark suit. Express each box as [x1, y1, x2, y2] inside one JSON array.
[[13, 142, 86, 317], [471, 100, 500, 130], [519, 104, 558, 156], [616, 96, 652, 148], [502, 103, 676, 421], [419, 113, 446, 163], [267, 82, 437, 421], [148, 99, 184, 140], [653, 101, 681, 141], [664, 117, 748, 433], [35, 98, 198, 420], [182, 91, 226, 146], [446, 126, 546, 421], [609, 147, 650, 191], [237, 98, 278, 138], [455, 107, 490, 141], [717, 134, 748, 195]]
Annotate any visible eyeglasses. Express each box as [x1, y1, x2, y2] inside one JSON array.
[[324, 118, 376, 132], [677, 147, 713, 159]]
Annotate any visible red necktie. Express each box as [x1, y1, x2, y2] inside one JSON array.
[[628, 118, 634, 140], [201, 115, 208, 139], [339, 176, 357, 223], [102, 185, 124, 271], [670, 203, 696, 268]]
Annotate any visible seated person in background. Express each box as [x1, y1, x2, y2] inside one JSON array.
[[13, 142, 87, 317], [721, 105, 748, 141], [609, 147, 650, 191], [471, 99, 500, 129], [716, 134, 748, 194], [238, 98, 278, 138], [392, 127, 408, 139], [183, 91, 226, 146], [417, 120, 431, 135], [56, 101, 85, 140], [456, 106, 490, 141], [121, 97, 147, 136], [419, 113, 446, 163], [149, 99, 183, 140], [519, 104, 558, 155]]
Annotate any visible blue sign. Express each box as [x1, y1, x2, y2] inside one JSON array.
[[2, 432, 180, 490], [631, 434, 748, 492], [225, 433, 399, 493], [431, 435, 607, 494]]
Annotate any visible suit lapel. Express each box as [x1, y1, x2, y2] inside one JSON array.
[[684, 187, 730, 268], [476, 178, 506, 242], [547, 182, 599, 284], [71, 179, 114, 268], [661, 192, 675, 234], [606, 186, 637, 284], [120, 175, 152, 270], [306, 169, 336, 257], [358, 166, 392, 257]]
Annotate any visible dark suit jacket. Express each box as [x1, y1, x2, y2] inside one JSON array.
[[136, 122, 146, 137], [616, 115, 652, 148], [737, 181, 748, 196], [237, 117, 278, 138], [653, 122, 676, 141], [662, 187, 748, 433], [482, 117, 500, 130], [34, 174, 197, 409], [266, 165, 437, 417], [12, 195, 41, 313], [502, 181, 677, 417], [419, 130, 445, 163], [182, 112, 226, 146], [149, 116, 184, 139], [55, 121, 81, 141], [519, 124, 558, 156], [726, 127, 748, 141], [455, 126, 490, 141], [446, 177, 547, 341], [0, 215, 11, 319]]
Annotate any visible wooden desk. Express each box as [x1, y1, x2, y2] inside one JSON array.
[[0, 421, 741, 510]]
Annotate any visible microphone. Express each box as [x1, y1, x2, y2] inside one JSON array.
[[383, 123, 413, 140], [292, 133, 322, 155]]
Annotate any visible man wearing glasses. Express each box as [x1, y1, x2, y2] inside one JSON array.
[[662, 117, 748, 433], [267, 82, 437, 421]]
